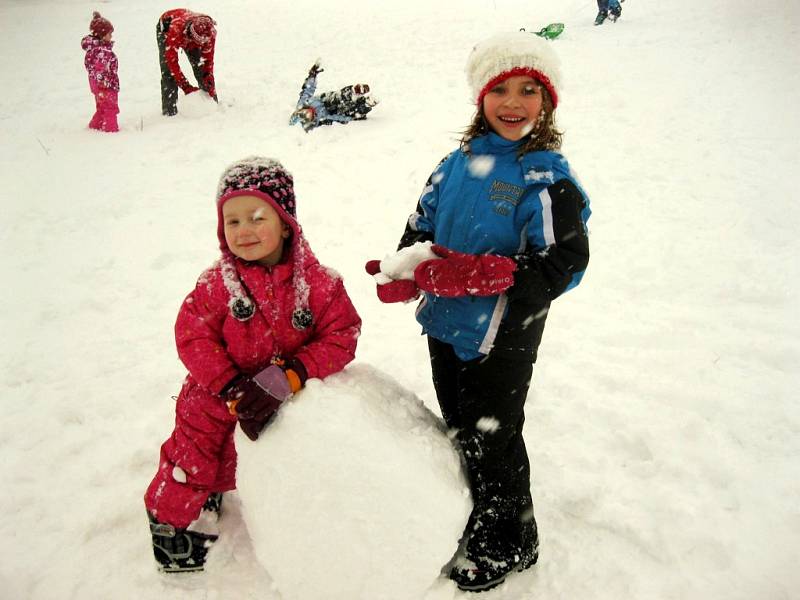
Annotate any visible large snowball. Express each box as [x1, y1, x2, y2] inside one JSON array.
[[235, 363, 470, 600]]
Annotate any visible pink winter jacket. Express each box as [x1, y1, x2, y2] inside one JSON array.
[[175, 237, 361, 396], [81, 35, 119, 93]]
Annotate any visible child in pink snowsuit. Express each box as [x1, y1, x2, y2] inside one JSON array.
[[144, 156, 362, 573], [81, 12, 119, 132]]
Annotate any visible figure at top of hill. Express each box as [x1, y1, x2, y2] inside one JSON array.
[[595, 0, 623, 25]]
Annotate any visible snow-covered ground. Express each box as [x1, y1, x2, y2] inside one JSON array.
[[1, 0, 799, 598]]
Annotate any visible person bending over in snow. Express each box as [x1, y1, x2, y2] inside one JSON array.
[[81, 12, 119, 132], [366, 32, 591, 592], [144, 157, 361, 573], [156, 8, 218, 116], [289, 61, 378, 132]]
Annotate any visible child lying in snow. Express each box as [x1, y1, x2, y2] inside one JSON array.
[[289, 61, 378, 132]]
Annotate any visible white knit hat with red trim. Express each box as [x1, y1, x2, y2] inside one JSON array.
[[466, 31, 562, 108]]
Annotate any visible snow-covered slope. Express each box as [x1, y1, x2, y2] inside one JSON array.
[[1, 0, 798, 599]]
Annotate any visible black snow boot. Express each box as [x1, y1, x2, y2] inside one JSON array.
[[449, 508, 539, 592], [148, 512, 218, 573], [449, 546, 537, 593], [450, 555, 516, 593]]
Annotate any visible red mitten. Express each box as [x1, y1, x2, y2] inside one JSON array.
[[414, 244, 517, 297], [365, 260, 420, 303]]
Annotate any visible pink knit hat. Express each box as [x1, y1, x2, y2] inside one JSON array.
[[215, 157, 314, 329], [216, 157, 298, 252]]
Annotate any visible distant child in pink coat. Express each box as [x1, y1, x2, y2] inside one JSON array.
[[144, 156, 362, 573], [81, 12, 119, 132]]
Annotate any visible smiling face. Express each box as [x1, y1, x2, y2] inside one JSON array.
[[481, 75, 545, 142], [222, 195, 290, 266]]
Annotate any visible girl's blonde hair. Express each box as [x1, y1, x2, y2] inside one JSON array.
[[460, 84, 562, 155]]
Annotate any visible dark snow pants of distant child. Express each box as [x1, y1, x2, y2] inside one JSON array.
[[427, 336, 537, 559], [597, 0, 622, 19], [319, 86, 374, 122]]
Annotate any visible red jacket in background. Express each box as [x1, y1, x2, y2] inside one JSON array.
[[158, 8, 216, 96]]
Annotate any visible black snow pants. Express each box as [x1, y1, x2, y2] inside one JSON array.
[[597, 0, 622, 17], [427, 336, 538, 562], [319, 86, 373, 121], [156, 17, 209, 116]]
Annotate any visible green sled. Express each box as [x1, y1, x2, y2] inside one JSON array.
[[530, 22, 565, 40]]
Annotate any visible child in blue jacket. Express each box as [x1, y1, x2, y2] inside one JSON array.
[[366, 32, 590, 592], [289, 61, 378, 132]]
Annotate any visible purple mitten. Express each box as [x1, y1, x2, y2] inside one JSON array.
[[252, 365, 293, 403], [225, 365, 294, 441]]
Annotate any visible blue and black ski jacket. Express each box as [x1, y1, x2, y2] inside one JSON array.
[[398, 132, 591, 361]]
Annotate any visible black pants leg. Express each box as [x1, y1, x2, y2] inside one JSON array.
[[185, 48, 208, 94], [320, 86, 372, 120], [428, 336, 537, 561], [320, 89, 344, 116], [157, 19, 179, 116]]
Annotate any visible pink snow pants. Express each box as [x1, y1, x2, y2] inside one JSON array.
[[89, 85, 119, 133], [144, 378, 238, 528]]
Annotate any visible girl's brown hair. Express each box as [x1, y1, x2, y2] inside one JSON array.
[[460, 84, 562, 156]]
